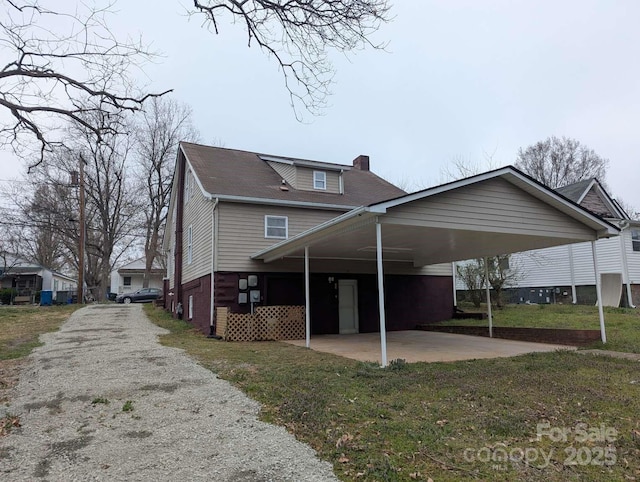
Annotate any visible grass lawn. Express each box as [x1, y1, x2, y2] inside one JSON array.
[[145, 305, 640, 482], [0, 305, 82, 360], [441, 303, 640, 353]]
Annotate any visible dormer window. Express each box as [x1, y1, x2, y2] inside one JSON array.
[[313, 171, 327, 190]]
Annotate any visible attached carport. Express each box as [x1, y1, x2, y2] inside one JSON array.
[[252, 167, 619, 366]]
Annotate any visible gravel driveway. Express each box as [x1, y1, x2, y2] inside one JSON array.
[[0, 304, 337, 481]]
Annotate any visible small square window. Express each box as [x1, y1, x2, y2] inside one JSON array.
[[632, 229, 640, 252], [265, 216, 288, 239], [123, 276, 132, 287], [313, 171, 327, 190]]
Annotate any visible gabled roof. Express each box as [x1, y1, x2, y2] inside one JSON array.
[[252, 166, 619, 265], [555, 178, 627, 220], [180, 142, 406, 208], [117, 257, 164, 272], [555, 179, 594, 203]]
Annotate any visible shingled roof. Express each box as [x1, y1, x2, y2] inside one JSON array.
[[180, 142, 406, 207], [555, 178, 594, 203]]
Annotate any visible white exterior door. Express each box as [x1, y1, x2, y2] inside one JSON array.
[[338, 279, 359, 334]]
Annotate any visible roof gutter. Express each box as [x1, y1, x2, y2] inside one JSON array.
[[203, 192, 357, 211]]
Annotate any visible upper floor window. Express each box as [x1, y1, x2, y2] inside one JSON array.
[[265, 215, 288, 239], [632, 229, 640, 252], [313, 171, 327, 190]]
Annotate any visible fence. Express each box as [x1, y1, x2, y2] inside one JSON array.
[[215, 305, 305, 341]]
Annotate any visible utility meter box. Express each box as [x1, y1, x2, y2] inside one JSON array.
[[250, 290, 260, 303]]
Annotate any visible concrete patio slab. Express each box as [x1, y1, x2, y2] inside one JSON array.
[[284, 330, 575, 363]]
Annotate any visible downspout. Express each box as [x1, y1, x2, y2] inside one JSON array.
[[339, 170, 344, 195], [208, 198, 221, 338], [618, 221, 636, 308], [568, 244, 577, 304]]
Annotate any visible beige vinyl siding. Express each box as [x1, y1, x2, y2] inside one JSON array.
[[182, 184, 213, 283], [296, 167, 341, 194], [383, 178, 596, 240], [217, 203, 341, 272], [217, 202, 452, 276], [266, 161, 297, 188]]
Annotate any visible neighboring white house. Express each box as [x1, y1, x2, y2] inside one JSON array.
[[110, 257, 165, 295], [456, 178, 638, 307], [0, 255, 77, 304]]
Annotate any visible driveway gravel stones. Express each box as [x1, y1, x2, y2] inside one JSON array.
[[0, 304, 337, 481]]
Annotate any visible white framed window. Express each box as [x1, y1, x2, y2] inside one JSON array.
[[188, 295, 193, 319], [187, 224, 193, 264], [265, 215, 288, 239], [313, 171, 327, 190], [632, 229, 640, 252]]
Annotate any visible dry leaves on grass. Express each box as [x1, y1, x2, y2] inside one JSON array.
[[336, 433, 354, 448]]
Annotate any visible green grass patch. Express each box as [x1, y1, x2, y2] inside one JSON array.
[[144, 305, 640, 481], [0, 305, 82, 360], [122, 400, 134, 412], [442, 303, 640, 353], [91, 397, 109, 405]]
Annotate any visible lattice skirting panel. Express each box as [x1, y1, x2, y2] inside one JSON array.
[[216, 306, 305, 341]]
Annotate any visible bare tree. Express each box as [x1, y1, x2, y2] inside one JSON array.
[[190, 0, 391, 117], [515, 136, 609, 189], [456, 261, 485, 308], [133, 97, 199, 287], [0, 1, 169, 170]]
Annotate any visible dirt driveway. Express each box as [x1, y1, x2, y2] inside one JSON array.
[[0, 304, 337, 481]]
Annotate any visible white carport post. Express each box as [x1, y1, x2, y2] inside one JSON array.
[[376, 221, 388, 367], [483, 257, 493, 338], [452, 262, 457, 307], [591, 241, 607, 343], [305, 246, 311, 348]]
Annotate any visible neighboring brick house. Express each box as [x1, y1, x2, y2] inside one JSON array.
[[163, 143, 618, 343], [505, 178, 639, 307]]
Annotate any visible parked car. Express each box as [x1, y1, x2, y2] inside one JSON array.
[[116, 288, 162, 304]]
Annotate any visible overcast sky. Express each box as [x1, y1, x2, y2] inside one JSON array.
[[2, 1, 639, 211]]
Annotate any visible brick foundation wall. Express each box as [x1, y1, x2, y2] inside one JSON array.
[[182, 274, 212, 335], [417, 325, 601, 346]]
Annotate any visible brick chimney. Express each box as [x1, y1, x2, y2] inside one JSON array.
[[352, 155, 370, 171]]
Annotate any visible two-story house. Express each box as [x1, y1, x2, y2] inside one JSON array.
[[163, 143, 618, 354]]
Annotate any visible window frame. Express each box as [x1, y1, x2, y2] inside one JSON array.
[[632, 228, 640, 252], [187, 224, 193, 264], [264, 215, 288, 239], [313, 170, 327, 190], [123, 276, 132, 287]]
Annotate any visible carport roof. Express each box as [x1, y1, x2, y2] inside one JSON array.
[[251, 166, 619, 266]]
